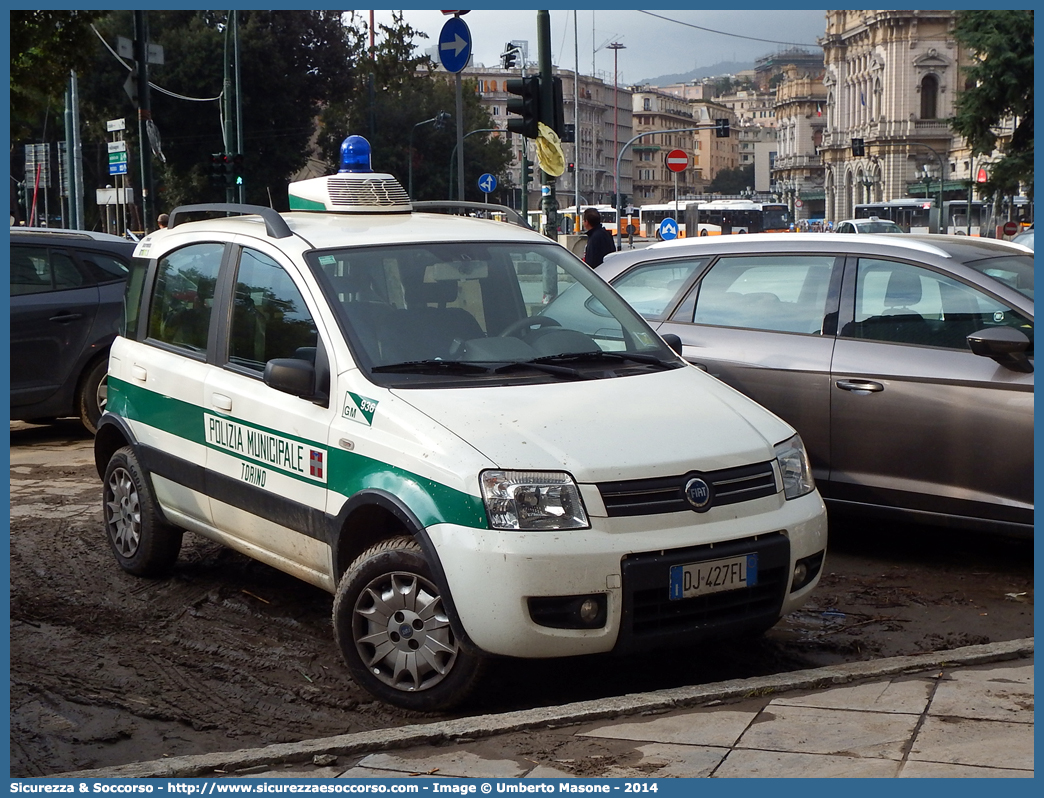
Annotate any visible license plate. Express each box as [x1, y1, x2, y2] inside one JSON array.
[[669, 553, 758, 600]]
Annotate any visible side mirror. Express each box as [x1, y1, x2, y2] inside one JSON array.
[[264, 357, 317, 397], [661, 333, 685, 356], [967, 327, 1033, 373]]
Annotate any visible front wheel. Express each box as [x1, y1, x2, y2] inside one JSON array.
[[103, 446, 183, 577], [332, 536, 484, 711]]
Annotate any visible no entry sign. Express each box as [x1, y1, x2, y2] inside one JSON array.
[[665, 149, 689, 173]]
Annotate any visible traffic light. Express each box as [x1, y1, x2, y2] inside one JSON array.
[[561, 123, 575, 144], [231, 153, 244, 186], [433, 111, 451, 131], [16, 181, 27, 208], [851, 138, 865, 157], [567, 162, 575, 174], [523, 159, 534, 185], [209, 152, 228, 186], [551, 75, 565, 138], [502, 46, 518, 69], [506, 76, 540, 139], [715, 119, 730, 138]]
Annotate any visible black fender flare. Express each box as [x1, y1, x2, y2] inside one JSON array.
[[331, 489, 481, 654]]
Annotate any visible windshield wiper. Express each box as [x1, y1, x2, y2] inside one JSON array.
[[530, 351, 677, 369], [370, 358, 585, 380], [370, 359, 492, 375]]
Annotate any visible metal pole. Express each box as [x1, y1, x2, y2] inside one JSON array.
[[608, 43, 625, 239], [134, 11, 153, 231], [573, 10, 580, 232], [455, 72, 465, 201], [538, 10, 557, 241], [70, 72, 84, 230], [223, 16, 233, 203], [234, 11, 244, 204]]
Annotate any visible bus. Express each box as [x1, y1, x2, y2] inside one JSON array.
[[682, 199, 792, 235], [855, 199, 989, 235], [529, 205, 638, 237], [639, 203, 687, 238]]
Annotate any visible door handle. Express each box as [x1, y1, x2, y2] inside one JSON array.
[[131, 365, 148, 382], [212, 393, 233, 412], [835, 379, 884, 394], [49, 312, 83, 323]]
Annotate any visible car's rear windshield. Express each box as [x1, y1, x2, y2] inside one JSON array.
[[858, 222, 903, 233], [964, 254, 1035, 301]]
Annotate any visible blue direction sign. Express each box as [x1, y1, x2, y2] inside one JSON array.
[[478, 173, 497, 193], [438, 17, 472, 73], [658, 217, 679, 240]]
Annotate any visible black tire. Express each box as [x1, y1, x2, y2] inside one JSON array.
[[103, 445, 183, 577], [332, 536, 485, 711], [78, 357, 108, 435]]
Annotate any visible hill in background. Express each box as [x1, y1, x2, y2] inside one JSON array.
[[637, 60, 755, 86]]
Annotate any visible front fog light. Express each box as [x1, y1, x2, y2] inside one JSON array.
[[774, 434, 815, 500], [480, 470, 589, 530]]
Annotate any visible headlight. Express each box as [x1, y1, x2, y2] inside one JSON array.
[[480, 470, 590, 530], [774, 434, 815, 500]]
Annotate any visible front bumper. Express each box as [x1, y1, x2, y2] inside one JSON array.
[[426, 489, 827, 659]]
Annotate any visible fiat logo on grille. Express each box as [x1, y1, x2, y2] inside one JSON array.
[[684, 477, 712, 511]]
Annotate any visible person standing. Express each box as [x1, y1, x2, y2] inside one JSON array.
[[582, 207, 616, 267]]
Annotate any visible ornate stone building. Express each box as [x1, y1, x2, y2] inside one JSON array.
[[819, 9, 975, 222], [773, 64, 828, 220]]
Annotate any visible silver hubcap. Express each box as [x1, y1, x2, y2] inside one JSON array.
[[354, 571, 458, 692], [106, 467, 141, 557]]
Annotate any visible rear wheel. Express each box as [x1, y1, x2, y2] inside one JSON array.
[[78, 357, 108, 434], [103, 446, 182, 577], [332, 536, 484, 711]]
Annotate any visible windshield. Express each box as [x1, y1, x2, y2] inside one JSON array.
[[856, 221, 903, 233], [306, 241, 680, 387], [965, 254, 1035, 301]]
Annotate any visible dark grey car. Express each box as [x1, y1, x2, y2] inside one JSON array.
[[10, 228, 133, 433], [589, 233, 1033, 535]]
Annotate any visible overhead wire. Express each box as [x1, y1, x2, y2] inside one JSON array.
[[638, 10, 824, 49]]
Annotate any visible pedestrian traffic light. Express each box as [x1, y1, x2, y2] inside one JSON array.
[[231, 153, 244, 185], [506, 76, 540, 139], [209, 153, 228, 186], [851, 138, 865, 157], [715, 119, 730, 138]]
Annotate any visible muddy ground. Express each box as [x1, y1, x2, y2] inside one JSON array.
[[9, 420, 1033, 777]]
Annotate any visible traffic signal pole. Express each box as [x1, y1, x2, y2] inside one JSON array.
[[537, 11, 558, 241]]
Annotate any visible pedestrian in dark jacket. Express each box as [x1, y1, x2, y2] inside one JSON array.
[[583, 207, 616, 267]]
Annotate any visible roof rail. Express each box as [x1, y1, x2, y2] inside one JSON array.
[[167, 203, 293, 239], [412, 201, 534, 230]]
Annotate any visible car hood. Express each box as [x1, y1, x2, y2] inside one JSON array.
[[392, 366, 794, 484]]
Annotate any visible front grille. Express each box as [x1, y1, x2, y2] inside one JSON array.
[[598, 461, 777, 517], [614, 532, 790, 653]]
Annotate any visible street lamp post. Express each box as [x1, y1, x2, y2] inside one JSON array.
[[607, 42, 625, 232], [409, 111, 449, 199]]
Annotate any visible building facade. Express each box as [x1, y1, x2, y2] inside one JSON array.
[[773, 63, 829, 220], [819, 9, 976, 222], [630, 87, 702, 203]]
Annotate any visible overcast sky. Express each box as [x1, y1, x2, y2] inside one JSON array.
[[368, 9, 828, 84]]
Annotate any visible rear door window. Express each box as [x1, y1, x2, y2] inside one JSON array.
[[147, 243, 224, 354]]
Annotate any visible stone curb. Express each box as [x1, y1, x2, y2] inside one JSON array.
[[60, 637, 1033, 779]]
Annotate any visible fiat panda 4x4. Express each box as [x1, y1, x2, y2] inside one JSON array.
[[95, 136, 827, 710]]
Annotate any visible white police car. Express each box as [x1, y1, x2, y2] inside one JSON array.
[[95, 136, 827, 710]]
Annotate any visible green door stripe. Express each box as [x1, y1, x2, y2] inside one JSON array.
[[108, 377, 489, 530]]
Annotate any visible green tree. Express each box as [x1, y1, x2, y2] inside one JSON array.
[[707, 164, 754, 195], [10, 11, 106, 140], [318, 12, 512, 202], [951, 10, 1033, 198]]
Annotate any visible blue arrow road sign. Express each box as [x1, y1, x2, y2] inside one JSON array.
[[438, 17, 471, 73], [478, 173, 497, 193], [659, 217, 679, 240]]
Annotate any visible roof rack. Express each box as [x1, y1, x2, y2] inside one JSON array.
[[167, 203, 293, 239], [412, 201, 533, 230]]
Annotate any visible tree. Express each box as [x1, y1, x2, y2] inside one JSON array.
[[10, 11, 106, 140], [707, 164, 754, 195], [951, 10, 1033, 198], [317, 13, 512, 202]]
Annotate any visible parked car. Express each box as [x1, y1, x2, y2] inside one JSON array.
[[10, 227, 133, 433], [835, 216, 905, 234], [584, 233, 1033, 536], [1011, 227, 1034, 251], [94, 136, 827, 711]]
